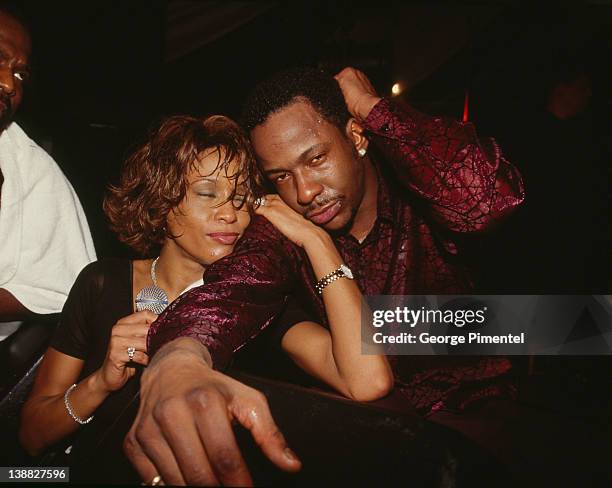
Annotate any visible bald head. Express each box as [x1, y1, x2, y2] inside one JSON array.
[[0, 9, 31, 128]]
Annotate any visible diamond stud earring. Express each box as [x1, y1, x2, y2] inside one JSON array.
[[358, 148, 367, 157]]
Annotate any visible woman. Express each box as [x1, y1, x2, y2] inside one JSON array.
[[19, 114, 258, 455], [20, 114, 392, 457]]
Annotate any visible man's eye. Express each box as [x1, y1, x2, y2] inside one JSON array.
[[311, 154, 325, 164], [198, 192, 215, 198], [14, 72, 29, 82]]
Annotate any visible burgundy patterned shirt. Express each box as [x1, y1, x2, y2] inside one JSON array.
[[148, 99, 525, 413]]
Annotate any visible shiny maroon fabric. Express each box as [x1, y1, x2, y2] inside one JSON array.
[[148, 99, 525, 412]]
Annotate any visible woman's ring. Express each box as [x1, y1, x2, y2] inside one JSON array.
[[127, 346, 136, 361], [255, 196, 266, 207]]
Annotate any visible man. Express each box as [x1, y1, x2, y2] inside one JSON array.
[[125, 67, 524, 486], [0, 8, 96, 328]]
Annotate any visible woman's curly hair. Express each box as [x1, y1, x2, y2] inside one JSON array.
[[104, 115, 264, 257]]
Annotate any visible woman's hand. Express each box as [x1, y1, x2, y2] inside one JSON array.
[[255, 194, 325, 248], [95, 310, 157, 393]]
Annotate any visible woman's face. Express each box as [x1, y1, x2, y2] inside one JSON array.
[[165, 148, 251, 266]]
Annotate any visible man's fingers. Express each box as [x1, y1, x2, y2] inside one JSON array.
[[334, 66, 353, 81], [233, 393, 301, 473], [124, 427, 163, 486], [190, 389, 253, 486], [152, 395, 222, 486], [134, 418, 186, 486]]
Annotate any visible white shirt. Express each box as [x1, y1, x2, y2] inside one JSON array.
[[0, 122, 96, 315]]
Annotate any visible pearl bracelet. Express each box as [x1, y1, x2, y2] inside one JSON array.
[[63, 383, 94, 425]]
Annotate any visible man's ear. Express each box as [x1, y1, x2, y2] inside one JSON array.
[[345, 118, 369, 156]]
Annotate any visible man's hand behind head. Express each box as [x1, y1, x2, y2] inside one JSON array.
[[334, 67, 381, 122], [124, 337, 301, 486]]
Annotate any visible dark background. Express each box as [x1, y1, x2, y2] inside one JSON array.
[[11, 0, 612, 292], [2, 2, 611, 479]]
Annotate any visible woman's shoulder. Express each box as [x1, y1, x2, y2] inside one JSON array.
[[74, 258, 132, 293], [79, 258, 131, 276]]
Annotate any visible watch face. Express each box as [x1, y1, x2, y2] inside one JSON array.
[[340, 264, 354, 279]]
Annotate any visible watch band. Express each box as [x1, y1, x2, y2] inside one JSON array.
[[316, 264, 353, 295]]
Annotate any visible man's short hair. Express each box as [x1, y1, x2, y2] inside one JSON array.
[[0, 1, 31, 32], [241, 66, 351, 132]]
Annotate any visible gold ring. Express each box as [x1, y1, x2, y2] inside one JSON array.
[[151, 474, 163, 486]]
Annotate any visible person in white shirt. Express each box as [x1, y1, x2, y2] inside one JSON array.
[[0, 7, 95, 334]]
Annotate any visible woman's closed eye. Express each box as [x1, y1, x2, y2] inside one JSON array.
[[232, 194, 247, 206]]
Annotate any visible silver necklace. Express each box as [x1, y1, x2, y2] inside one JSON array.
[[135, 257, 169, 314]]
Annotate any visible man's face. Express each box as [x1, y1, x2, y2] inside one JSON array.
[[251, 100, 366, 232], [0, 13, 31, 129]]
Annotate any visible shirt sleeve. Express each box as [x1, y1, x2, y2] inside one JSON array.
[[364, 98, 525, 233], [270, 295, 319, 350], [0, 125, 97, 314], [49, 262, 104, 359], [147, 216, 306, 370]]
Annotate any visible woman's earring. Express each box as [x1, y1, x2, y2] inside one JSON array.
[[358, 148, 367, 157]]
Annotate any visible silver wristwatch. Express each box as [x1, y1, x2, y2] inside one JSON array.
[[316, 264, 354, 295]]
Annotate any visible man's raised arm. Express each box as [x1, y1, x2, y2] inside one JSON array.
[[335, 67, 525, 233]]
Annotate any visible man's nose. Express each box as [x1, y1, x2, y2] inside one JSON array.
[[0, 68, 16, 97], [295, 173, 323, 207]]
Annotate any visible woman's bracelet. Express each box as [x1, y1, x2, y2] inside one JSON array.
[[63, 383, 94, 425]]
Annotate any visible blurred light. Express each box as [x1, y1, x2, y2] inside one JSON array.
[[463, 90, 469, 122], [391, 82, 402, 96]]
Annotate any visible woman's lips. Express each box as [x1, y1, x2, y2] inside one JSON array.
[[207, 233, 239, 245], [308, 200, 342, 225]]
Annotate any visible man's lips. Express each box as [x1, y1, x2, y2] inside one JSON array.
[[308, 200, 342, 225], [207, 232, 239, 245]]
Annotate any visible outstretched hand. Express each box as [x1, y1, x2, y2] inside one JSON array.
[[124, 337, 301, 486], [334, 67, 381, 121]]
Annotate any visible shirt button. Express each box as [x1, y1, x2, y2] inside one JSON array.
[[381, 123, 390, 132]]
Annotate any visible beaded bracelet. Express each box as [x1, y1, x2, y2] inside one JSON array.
[[63, 383, 94, 425]]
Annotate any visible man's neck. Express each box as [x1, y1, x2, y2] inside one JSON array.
[[348, 160, 378, 243]]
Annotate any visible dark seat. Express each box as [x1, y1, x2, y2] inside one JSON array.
[[0, 315, 57, 465], [0, 315, 58, 397]]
